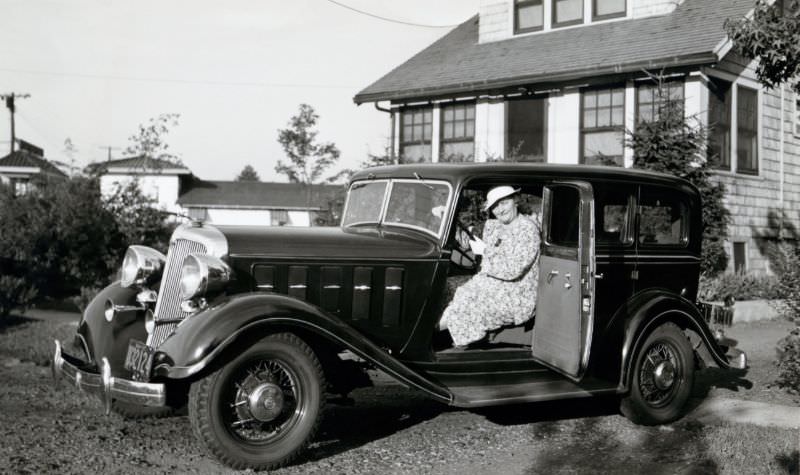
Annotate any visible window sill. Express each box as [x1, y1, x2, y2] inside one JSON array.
[[712, 170, 764, 181]]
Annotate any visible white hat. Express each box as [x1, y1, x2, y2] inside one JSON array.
[[484, 186, 520, 211]]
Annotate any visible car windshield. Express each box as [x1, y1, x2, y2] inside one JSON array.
[[342, 179, 451, 237]]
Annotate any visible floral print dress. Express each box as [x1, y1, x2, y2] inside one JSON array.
[[440, 214, 540, 346]]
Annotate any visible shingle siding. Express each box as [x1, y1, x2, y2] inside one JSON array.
[[714, 84, 800, 273]]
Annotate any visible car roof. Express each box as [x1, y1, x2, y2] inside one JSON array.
[[350, 163, 698, 197]]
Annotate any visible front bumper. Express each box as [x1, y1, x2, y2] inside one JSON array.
[[52, 340, 166, 414]]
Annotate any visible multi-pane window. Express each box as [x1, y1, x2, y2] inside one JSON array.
[[507, 97, 547, 162], [593, 0, 626, 20], [440, 102, 475, 162], [553, 0, 584, 27], [708, 79, 732, 170], [515, 0, 544, 33], [400, 107, 432, 163], [581, 87, 625, 166], [636, 80, 684, 123], [737, 86, 758, 175], [11, 178, 29, 196]]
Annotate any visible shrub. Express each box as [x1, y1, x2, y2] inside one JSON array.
[[698, 272, 782, 301], [768, 242, 800, 393]]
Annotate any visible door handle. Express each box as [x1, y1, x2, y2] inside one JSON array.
[[547, 269, 559, 283], [564, 273, 572, 289]]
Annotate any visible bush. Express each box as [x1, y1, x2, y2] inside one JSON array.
[[768, 242, 800, 393], [698, 272, 782, 301], [0, 176, 172, 317]]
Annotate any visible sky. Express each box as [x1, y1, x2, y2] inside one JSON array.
[[0, 0, 480, 182]]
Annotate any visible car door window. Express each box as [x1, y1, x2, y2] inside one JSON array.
[[638, 191, 688, 246]]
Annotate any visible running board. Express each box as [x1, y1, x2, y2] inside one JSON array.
[[449, 379, 617, 408]]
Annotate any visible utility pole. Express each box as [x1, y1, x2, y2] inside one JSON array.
[[0, 93, 31, 153]]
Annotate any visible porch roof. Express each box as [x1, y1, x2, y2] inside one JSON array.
[[354, 0, 753, 104]]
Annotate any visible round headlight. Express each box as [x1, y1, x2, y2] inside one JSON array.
[[120, 246, 166, 288], [179, 253, 231, 300]]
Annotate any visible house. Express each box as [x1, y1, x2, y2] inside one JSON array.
[[90, 156, 193, 217], [91, 156, 343, 226], [176, 179, 343, 226], [0, 141, 67, 194], [354, 0, 800, 274]]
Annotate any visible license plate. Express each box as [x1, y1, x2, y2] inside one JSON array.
[[124, 339, 153, 381]]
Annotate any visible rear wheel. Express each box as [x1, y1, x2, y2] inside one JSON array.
[[188, 333, 325, 471], [620, 323, 694, 425]]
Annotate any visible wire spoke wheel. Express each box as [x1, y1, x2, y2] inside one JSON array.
[[620, 322, 694, 425], [189, 333, 325, 471]]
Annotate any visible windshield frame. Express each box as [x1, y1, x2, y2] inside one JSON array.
[[342, 178, 454, 239]]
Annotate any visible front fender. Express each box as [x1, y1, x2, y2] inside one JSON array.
[[152, 292, 451, 404], [77, 282, 147, 376], [599, 289, 730, 392]]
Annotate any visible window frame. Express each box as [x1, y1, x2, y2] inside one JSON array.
[[708, 78, 732, 171], [505, 95, 549, 162], [579, 85, 626, 166], [552, 0, 585, 28], [735, 85, 759, 175], [592, 0, 626, 21], [794, 91, 800, 138], [634, 79, 685, 125], [439, 101, 476, 163], [399, 106, 433, 164], [635, 188, 690, 249], [514, 0, 544, 34]]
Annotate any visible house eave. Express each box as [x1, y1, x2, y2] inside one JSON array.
[[179, 203, 324, 211], [354, 52, 718, 104]]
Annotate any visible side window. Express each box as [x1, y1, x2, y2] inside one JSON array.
[[595, 186, 634, 245], [638, 190, 688, 246], [547, 186, 580, 247]]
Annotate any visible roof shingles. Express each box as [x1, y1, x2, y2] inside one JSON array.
[[354, 0, 753, 103]]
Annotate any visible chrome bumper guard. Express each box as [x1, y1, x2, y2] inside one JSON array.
[[52, 340, 166, 415], [725, 347, 747, 370]]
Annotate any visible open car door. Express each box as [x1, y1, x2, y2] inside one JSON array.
[[532, 182, 595, 381]]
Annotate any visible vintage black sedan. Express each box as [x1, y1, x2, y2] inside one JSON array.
[[53, 163, 746, 470]]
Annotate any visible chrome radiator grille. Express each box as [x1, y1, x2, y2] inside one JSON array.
[[148, 238, 207, 347]]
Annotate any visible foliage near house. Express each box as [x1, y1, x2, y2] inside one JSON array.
[[236, 164, 261, 182], [124, 113, 182, 165], [0, 176, 172, 317], [625, 76, 730, 276], [276, 104, 341, 184], [724, 0, 800, 94]]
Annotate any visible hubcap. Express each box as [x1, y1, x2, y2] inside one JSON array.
[[653, 361, 676, 390], [248, 383, 285, 422]]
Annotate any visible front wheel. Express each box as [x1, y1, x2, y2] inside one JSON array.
[[188, 333, 325, 470], [620, 323, 694, 425]]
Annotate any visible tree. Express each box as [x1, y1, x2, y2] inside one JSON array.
[[236, 164, 261, 182], [275, 104, 340, 184], [125, 113, 182, 165], [724, 0, 800, 93], [326, 145, 396, 183], [625, 75, 730, 276]]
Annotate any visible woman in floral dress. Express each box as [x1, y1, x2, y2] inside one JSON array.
[[439, 186, 540, 347]]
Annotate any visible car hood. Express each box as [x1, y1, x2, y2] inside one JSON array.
[[218, 225, 440, 260]]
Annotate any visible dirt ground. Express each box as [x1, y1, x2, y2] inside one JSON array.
[[0, 315, 798, 474]]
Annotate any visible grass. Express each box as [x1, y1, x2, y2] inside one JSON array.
[[700, 422, 799, 474], [0, 316, 78, 366]]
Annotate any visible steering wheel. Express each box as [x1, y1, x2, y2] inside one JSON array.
[[451, 220, 478, 268]]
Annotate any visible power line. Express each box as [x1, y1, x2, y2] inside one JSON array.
[[0, 67, 358, 89], [324, 0, 460, 28]]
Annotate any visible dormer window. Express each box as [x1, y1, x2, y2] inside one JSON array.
[[553, 0, 584, 27], [593, 0, 626, 21], [514, 0, 544, 33]]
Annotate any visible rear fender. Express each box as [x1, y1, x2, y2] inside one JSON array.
[[152, 292, 452, 404], [601, 290, 731, 393]]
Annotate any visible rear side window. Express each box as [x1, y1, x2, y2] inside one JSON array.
[[638, 190, 688, 246], [595, 186, 634, 245]]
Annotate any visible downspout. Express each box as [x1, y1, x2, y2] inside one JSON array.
[[779, 84, 785, 240], [374, 102, 395, 163]]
